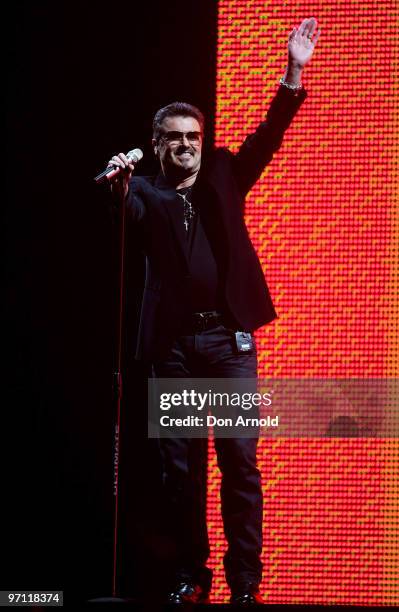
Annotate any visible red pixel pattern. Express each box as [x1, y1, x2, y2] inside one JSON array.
[[208, 0, 399, 604]]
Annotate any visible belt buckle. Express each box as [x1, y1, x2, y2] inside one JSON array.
[[197, 312, 209, 332]]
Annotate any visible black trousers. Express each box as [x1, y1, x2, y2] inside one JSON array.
[[153, 325, 263, 592]]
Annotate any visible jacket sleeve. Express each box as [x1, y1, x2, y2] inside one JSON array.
[[232, 84, 307, 197], [126, 178, 147, 224], [121, 178, 149, 253]]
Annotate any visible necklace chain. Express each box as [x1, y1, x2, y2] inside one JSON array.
[[177, 189, 195, 231]]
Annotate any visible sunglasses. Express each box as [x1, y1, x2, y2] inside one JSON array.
[[159, 130, 202, 145]]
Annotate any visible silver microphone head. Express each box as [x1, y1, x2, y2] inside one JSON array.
[[126, 148, 144, 164]]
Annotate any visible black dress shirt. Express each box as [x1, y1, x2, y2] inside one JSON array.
[[176, 186, 223, 314]]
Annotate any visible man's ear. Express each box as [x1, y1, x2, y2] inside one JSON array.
[[152, 138, 158, 157]]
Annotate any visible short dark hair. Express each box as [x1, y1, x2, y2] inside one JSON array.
[[152, 102, 205, 141]]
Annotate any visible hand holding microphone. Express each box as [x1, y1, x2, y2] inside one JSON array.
[[94, 148, 143, 199]]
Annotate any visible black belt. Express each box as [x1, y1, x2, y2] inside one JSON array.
[[182, 311, 224, 334]]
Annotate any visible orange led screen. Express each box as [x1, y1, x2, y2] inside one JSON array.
[[208, 0, 399, 604]]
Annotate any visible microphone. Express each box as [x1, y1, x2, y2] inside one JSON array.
[[94, 148, 143, 184]]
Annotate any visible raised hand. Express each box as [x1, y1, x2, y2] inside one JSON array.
[[288, 17, 320, 68]]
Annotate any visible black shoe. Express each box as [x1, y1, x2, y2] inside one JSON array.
[[230, 584, 265, 605], [167, 581, 210, 604]]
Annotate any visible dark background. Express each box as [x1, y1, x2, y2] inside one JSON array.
[[6, 0, 216, 603]]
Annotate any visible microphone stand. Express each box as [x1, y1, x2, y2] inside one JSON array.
[[87, 185, 130, 605], [111, 186, 127, 598]]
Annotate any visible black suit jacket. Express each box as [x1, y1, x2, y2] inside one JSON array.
[[127, 85, 307, 361]]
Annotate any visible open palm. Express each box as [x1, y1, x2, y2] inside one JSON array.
[[288, 17, 320, 68]]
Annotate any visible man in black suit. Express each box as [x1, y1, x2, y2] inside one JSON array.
[[108, 17, 319, 605]]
